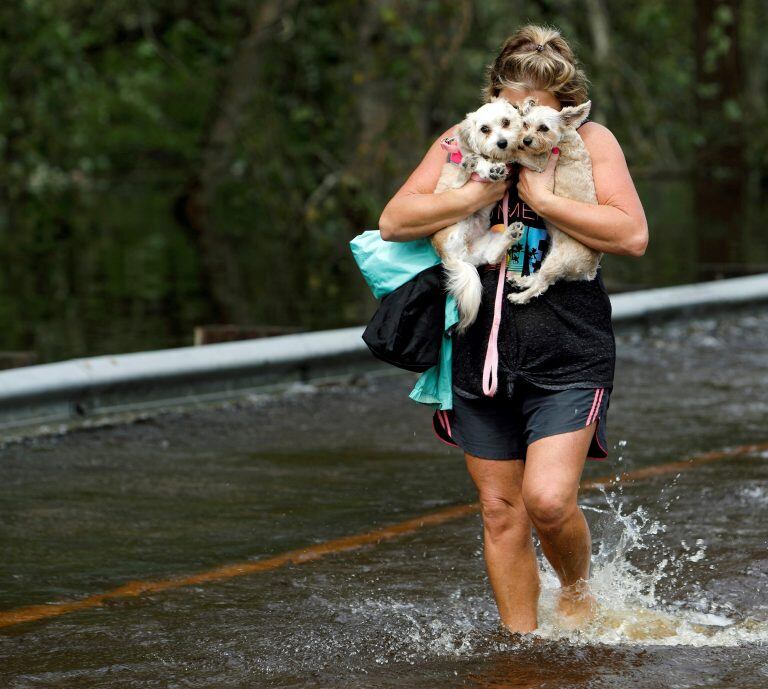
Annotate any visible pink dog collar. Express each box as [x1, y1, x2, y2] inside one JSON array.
[[440, 137, 465, 165], [440, 137, 515, 182]]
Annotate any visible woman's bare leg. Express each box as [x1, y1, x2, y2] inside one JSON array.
[[464, 453, 541, 633], [521, 422, 598, 626]]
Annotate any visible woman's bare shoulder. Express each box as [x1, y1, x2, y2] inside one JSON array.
[[576, 121, 646, 231], [577, 121, 626, 162], [392, 124, 460, 197]]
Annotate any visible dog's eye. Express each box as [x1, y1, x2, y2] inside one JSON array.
[[501, 118, 510, 127], [538, 125, 549, 132], [480, 125, 490, 134]]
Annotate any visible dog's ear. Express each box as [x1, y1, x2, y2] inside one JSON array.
[[506, 100, 523, 122], [518, 97, 538, 116], [456, 116, 475, 152], [560, 100, 591, 128]]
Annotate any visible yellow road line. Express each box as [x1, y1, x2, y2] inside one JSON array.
[[2, 440, 766, 630], [580, 441, 768, 489]]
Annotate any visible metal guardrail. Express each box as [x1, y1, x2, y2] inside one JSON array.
[[606, 272, 768, 321], [2, 272, 768, 434]]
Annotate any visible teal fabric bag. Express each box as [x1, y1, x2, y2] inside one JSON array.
[[350, 230, 440, 298], [349, 230, 458, 410]]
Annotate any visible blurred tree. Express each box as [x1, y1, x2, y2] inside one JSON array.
[[175, 0, 300, 324], [693, 0, 745, 279], [0, 0, 766, 361]]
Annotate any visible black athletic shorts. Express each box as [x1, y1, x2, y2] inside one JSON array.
[[432, 379, 610, 461]]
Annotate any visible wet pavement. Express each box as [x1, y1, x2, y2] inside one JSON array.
[[1, 307, 768, 687]]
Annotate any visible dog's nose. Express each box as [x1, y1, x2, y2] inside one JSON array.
[[497, 138, 507, 149], [523, 136, 533, 146]]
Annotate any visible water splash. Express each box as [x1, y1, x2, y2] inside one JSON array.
[[530, 486, 768, 646], [252, 479, 768, 677], [339, 490, 767, 670]]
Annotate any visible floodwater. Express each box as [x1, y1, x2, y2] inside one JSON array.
[[1, 307, 768, 687]]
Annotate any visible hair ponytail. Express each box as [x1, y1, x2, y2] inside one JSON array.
[[482, 24, 590, 107]]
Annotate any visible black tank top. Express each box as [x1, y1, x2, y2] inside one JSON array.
[[451, 123, 616, 398]]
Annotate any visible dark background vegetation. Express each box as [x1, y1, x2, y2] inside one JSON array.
[[1, 0, 766, 363]]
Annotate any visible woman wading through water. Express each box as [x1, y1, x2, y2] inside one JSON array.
[[378, 24, 648, 634]]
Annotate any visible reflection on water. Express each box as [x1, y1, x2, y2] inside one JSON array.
[[1, 308, 768, 687]]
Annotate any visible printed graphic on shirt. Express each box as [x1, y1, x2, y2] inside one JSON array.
[[443, 152, 552, 277], [489, 167, 551, 276], [507, 226, 551, 276]]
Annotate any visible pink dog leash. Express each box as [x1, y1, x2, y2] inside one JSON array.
[[439, 136, 511, 397], [481, 189, 509, 397]]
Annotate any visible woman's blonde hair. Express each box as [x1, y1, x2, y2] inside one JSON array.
[[482, 24, 590, 107]]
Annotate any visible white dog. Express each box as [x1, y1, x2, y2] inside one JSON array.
[[506, 97, 602, 304], [430, 97, 525, 333]]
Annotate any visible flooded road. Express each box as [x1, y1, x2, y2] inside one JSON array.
[[1, 307, 768, 687]]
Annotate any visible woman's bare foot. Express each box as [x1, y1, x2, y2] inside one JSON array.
[[499, 620, 538, 636], [555, 579, 598, 630], [493, 623, 547, 648]]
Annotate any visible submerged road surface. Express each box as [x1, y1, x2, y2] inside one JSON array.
[[1, 308, 768, 688]]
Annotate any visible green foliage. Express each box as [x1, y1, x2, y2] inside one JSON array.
[[0, 0, 766, 361]]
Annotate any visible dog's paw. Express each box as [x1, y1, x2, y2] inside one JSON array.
[[507, 290, 534, 305], [507, 221, 524, 241], [461, 155, 479, 172], [507, 273, 534, 288], [488, 163, 508, 181]]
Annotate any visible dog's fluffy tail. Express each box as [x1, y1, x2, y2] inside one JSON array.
[[442, 257, 482, 333]]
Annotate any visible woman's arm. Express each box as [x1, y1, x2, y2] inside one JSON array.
[[378, 126, 510, 242], [516, 122, 649, 257]]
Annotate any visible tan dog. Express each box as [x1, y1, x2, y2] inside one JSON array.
[[506, 97, 602, 305], [431, 97, 525, 333]]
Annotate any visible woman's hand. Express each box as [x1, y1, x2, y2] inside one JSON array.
[[379, 125, 517, 241], [457, 177, 513, 214], [516, 122, 648, 256], [517, 147, 559, 216]]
